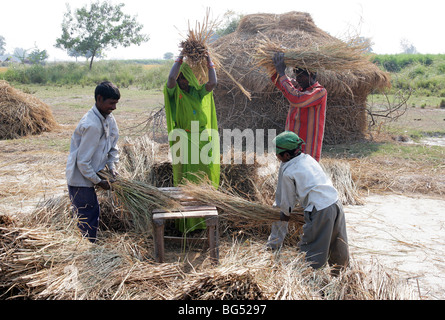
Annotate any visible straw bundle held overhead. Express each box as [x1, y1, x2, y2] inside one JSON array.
[[0, 80, 59, 140], [253, 35, 391, 99], [254, 36, 379, 78], [179, 9, 251, 99], [179, 10, 220, 84]]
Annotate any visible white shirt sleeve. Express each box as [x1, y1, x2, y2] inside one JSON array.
[[279, 173, 297, 216]]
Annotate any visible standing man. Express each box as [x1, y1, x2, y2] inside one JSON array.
[[267, 131, 349, 276], [164, 50, 220, 233], [272, 52, 327, 162], [66, 81, 120, 242]]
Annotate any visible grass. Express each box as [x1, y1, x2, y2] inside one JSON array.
[[325, 139, 444, 163], [1, 60, 173, 90]]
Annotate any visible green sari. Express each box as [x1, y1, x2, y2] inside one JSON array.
[[163, 63, 220, 232]]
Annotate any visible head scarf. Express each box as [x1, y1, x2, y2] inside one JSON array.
[[273, 131, 305, 154], [179, 63, 200, 89]]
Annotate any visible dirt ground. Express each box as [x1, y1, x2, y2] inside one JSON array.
[[345, 194, 445, 300]]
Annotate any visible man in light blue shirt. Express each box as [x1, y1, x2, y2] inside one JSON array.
[[66, 81, 120, 242]]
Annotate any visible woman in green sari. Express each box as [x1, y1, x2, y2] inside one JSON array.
[[164, 51, 220, 233]]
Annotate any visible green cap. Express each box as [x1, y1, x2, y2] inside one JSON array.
[[273, 131, 305, 154]]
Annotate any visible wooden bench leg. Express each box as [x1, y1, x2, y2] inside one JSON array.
[[153, 219, 165, 263], [206, 216, 219, 265]]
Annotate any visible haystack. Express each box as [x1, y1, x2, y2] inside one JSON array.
[[0, 81, 58, 140], [211, 12, 391, 144]]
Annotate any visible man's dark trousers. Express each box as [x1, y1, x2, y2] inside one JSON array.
[[68, 185, 100, 242]]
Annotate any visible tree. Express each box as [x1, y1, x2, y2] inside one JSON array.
[[215, 11, 242, 37], [13, 48, 28, 64], [28, 44, 49, 65], [163, 52, 173, 60], [67, 48, 82, 62], [0, 36, 6, 56], [55, 1, 149, 69], [356, 36, 374, 53], [400, 38, 417, 54]]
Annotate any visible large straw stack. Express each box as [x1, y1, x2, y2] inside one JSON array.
[[210, 12, 391, 144], [0, 80, 59, 140]]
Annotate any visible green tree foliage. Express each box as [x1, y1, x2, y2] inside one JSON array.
[[28, 46, 49, 65], [13, 48, 28, 64], [55, 0, 149, 70], [215, 11, 242, 37], [163, 52, 174, 60]]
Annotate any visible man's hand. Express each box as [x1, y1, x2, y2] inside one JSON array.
[[273, 52, 286, 77], [280, 211, 290, 222], [97, 179, 113, 190], [110, 169, 119, 179]]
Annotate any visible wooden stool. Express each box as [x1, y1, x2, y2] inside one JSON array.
[[152, 187, 219, 264]]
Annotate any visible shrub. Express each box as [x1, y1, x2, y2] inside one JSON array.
[[2, 60, 171, 90]]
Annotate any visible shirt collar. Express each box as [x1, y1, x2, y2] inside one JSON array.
[[93, 104, 106, 121], [281, 154, 301, 172], [302, 81, 320, 91]]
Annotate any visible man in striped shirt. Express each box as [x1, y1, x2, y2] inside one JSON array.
[[271, 52, 327, 162]]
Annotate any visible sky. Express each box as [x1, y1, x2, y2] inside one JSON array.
[[1, 0, 444, 61]]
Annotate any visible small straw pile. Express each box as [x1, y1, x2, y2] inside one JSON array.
[[174, 269, 265, 300], [320, 159, 363, 206], [179, 8, 251, 99], [0, 80, 59, 140]]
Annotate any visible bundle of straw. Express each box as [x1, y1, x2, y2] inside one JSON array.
[[180, 178, 304, 227], [253, 36, 376, 77], [98, 171, 182, 234], [179, 8, 251, 99], [179, 8, 220, 84]]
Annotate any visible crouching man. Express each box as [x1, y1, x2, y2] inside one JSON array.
[[267, 131, 349, 275]]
